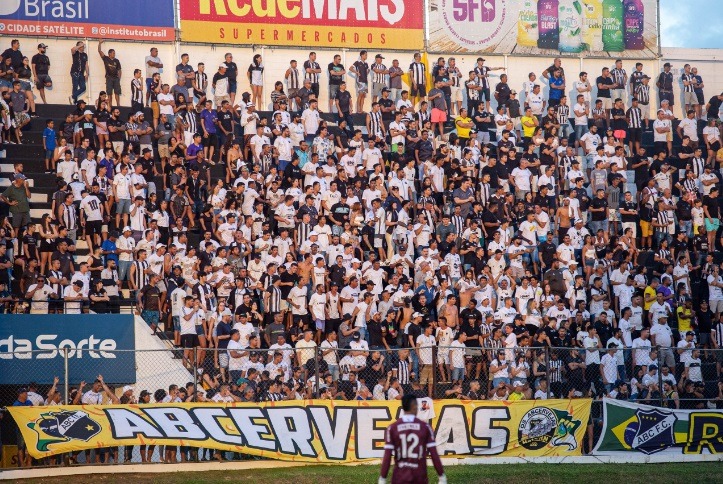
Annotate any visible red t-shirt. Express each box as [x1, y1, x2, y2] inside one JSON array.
[[384, 414, 436, 484]]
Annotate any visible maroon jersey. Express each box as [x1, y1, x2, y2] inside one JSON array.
[[383, 414, 437, 484]]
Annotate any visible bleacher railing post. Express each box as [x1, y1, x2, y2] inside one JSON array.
[[63, 346, 69, 404], [544, 346, 550, 399], [193, 347, 198, 397], [314, 346, 320, 398]]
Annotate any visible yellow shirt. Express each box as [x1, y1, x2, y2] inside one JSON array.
[[643, 286, 656, 310], [676, 307, 692, 333], [508, 391, 525, 401], [455, 116, 473, 139], [520, 115, 537, 138]]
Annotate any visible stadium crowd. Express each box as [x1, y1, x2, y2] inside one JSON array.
[[3, 39, 723, 460]]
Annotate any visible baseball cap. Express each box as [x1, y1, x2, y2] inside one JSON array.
[[83, 109, 93, 115], [649, 364, 658, 370], [122, 226, 132, 233], [686, 331, 695, 336], [122, 385, 134, 393], [412, 312, 423, 318], [13, 173, 26, 180], [38, 43, 48, 49], [219, 63, 228, 69], [353, 333, 361, 339], [135, 111, 144, 118]]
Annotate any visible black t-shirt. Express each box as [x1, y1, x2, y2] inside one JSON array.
[[102, 55, 121, 78], [337, 90, 352, 114], [0, 254, 9, 283], [405, 323, 422, 348], [90, 288, 109, 313], [704, 195, 720, 219], [218, 110, 233, 132], [31, 53, 50, 75], [328, 62, 344, 85], [611, 107, 627, 130], [71, 51, 88, 74], [707, 96, 722, 120], [596, 76, 613, 98], [379, 98, 395, 122], [434, 74, 451, 95], [353, 60, 369, 83], [620, 200, 638, 222], [107, 118, 125, 142], [224, 62, 239, 81]]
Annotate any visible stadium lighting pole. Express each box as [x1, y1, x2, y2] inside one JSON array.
[[64, 346, 69, 403]]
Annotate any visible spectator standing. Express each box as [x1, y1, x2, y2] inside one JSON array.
[[69, 41, 89, 104], [98, 41, 122, 108], [30, 43, 52, 104]]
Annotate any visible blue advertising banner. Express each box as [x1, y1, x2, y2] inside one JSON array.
[[0, 0, 175, 40], [0, 315, 136, 385]]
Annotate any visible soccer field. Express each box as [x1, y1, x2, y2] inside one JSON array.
[[20, 462, 722, 484]]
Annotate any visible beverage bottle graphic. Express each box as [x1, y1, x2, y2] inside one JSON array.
[[583, 0, 604, 51], [537, 0, 560, 49], [602, 0, 624, 51], [559, 0, 584, 52], [624, 0, 645, 49], [518, 0, 540, 47]]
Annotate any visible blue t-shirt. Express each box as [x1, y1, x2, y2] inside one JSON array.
[[43, 127, 56, 150], [200, 109, 218, 134], [13, 399, 33, 407], [101, 239, 118, 265], [187, 143, 203, 159], [549, 77, 564, 100]]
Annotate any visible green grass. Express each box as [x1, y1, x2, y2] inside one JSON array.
[[24, 462, 722, 483]]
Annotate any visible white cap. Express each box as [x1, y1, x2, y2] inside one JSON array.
[[351, 258, 361, 264], [122, 226, 132, 232], [219, 63, 227, 69], [83, 109, 93, 115], [122, 385, 133, 393], [412, 312, 423, 318], [221, 309, 233, 317], [309, 231, 318, 236]]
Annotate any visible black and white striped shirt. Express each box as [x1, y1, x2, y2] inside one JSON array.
[[49, 269, 63, 297], [267, 285, 282, 314], [451, 215, 465, 237], [409, 61, 426, 86], [417, 110, 430, 126], [131, 260, 148, 290], [180, 110, 198, 134], [396, 358, 410, 385], [62, 203, 78, 231], [548, 358, 564, 383], [478, 182, 491, 207], [287, 67, 301, 90], [657, 211, 672, 230], [131, 78, 143, 105], [369, 110, 383, 138], [304, 60, 320, 84], [627, 106, 642, 128], [682, 73, 695, 93], [611, 68, 627, 88], [371, 63, 387, 85], [691, 157, 705, 178], [714, 322, 723, 348], [635, 84, 650, 104], [556, 104, 570, 125], [475, 66, 490, 89], [296, 222, 311, 247], [195, 71, 207, 93]]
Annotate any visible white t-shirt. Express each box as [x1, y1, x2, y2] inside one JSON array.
[[653, 119, 671, 142], [227, 339, 244, 371], [80, 195, 103, 221], [157, 92, 174, 115]]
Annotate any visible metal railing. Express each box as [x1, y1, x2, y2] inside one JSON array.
[[1, 344, 721, 466]]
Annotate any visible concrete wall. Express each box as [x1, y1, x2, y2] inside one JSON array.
[[6, 37, 723, 119]]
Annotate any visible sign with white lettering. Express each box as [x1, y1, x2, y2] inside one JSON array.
[[8, 399, 590, 460], [179, 0, 424, 49], [0, 0, 175, 40]]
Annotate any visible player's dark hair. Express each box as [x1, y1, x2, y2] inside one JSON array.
[[401, 394, 417, 413]]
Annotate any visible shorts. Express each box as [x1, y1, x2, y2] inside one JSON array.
[[106, 77, 122, 95], [36, 74, 52, 89], [608, 209, 620, 222], [640, 220, 653, 237], [451, 367, 465, 381], [158, 143, 170, 159], [465, 348, 482, 357], [431, 108, 447, 123], [219, 352, 229, 368], [288, 88, 300, 100], [705, 218, 720, 233], [203, 133, 219, 148], [684, 92, 699, 105], [450, 86, 463, 102], [194, 89, 207, 100], [181, 334, 198, 348], [314, 318, 325, 331], [628, 128, 643, 143], [14, 112, 30, 127], [419, 364, 433, 384], [356, 82, 368, 94], [598, 97, 613, 110], [639, 103, 651, 120], [172, 316, 181, 332], [195, 324, 206, 336], [96, 122, 108, 136], [228, 79, 238, 94], [279, 300, 290, 312], [11, 212, 30, 229], [437, 351, 450, 365], [372, 83, 385, 98], [151, 101, 160, 120], [141, 309, 160, 326], [329, 84, 340, 100], [45, 149, 54, 160], [614, 129, 627, 139], [116, 198, 132, 214], [86, 220, 103, 239], [410, 84, 426, 98], [480, 88, 492, 102]]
